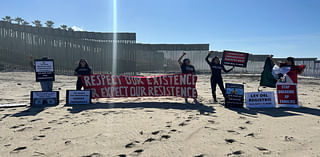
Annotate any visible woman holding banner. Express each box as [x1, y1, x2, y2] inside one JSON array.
[[178, 52, 198, 104], [74, 59, 92, 90], [205, 51, 235, 103]]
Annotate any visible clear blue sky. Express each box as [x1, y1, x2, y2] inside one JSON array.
[[1, 0, 319, 58]]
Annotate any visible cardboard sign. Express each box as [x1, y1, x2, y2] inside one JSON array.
[[81, 74, 198, 98], [276, 83, 299, 108], [30, 91, 59, 106], [222, 50, 249, 67], [34, 59, 55, 82], [245, 91, 276, 108], [66, 90, 92, 105], [225, 83, 244, 108]]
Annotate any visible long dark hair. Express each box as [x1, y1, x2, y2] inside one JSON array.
[[211, 56, 220, 64], [77, 59, 90, 68]]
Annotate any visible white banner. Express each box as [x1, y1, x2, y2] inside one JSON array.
[[245, 91, 276, 108], [66, 90, 91, 105]]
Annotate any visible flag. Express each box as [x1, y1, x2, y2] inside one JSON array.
[[260, 57, 277, 88]]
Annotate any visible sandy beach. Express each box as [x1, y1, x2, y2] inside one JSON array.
[[1, 72, 320, 157]]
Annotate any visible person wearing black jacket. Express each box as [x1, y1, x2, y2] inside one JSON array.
[[178, 52, 195, 75], [178, 52, 198, 104], [205, 51, 234, 102], [74, 59, 92, 90]]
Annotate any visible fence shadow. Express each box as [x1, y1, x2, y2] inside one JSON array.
[[227, 106, 320, 118], [65, 101, 215, 115]]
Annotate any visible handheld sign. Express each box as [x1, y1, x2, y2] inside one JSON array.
[[66, 90, 92, 105], [245, 91, 276, 108], [30, 91, 59, 107], [34, 59, 55, 82], [225, 83, 244, 108], [276, 83, 299, 108], [222, 50, 249, 67]]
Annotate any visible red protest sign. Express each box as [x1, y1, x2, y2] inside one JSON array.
[[81, 74, 198, 99], [222, 50, 249, 67], [276, 83, 299, 108]]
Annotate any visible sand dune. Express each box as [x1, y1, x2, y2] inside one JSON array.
[[0, 72, 320, 157]]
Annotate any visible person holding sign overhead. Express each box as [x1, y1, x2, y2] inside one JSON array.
[[206, 51, 235, 103], [178, 52, 198, 104], [74, 59, 92, 90]]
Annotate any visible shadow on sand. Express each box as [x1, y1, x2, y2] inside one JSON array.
[[227, 106, 320, 118], [65, 101, 215, 115], [11, 107, 46, 117]]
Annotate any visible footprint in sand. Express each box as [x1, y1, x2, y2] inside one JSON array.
[[239, 126, 247, 130], [255, 146, 271, 154], [131, 149, 144, 156], [179, 120, 191, 126], [10, 146, 27, 153], [40, 127, 51, 131], [29, 118, 43, 122], [207, 120, 217, 124], [82, 152, 103, 157], [143, 138, 156, 144], [225, 139, 236, 144], [33, 151, 46, 156], [227, 130, 240, 135], [152, 130, 161, 135], [169, 129, 177, 133], [10, 124, 25, 129], [65, 140, 72, 145], [284, 136, 294, 142], [16, 127, 32, 132], [117, 154, 126, 157], [204, 126, 218, 131], [227, 150, 244, 156], [245, 133, 255, 137], [33, 135, 46, 140], [125, 141, 140, 148], [245, 121, 253, 125], [160, 135, 170, 140], [48, 120, 57, 124]]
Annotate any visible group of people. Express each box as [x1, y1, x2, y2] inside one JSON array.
[[178, 52, 234, 104], [38, 52, 304, 104], [178, 52, 304, 104]]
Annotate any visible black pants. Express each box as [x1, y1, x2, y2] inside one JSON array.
[[76, 78, 83, 90], [210, 76, 226, 100]]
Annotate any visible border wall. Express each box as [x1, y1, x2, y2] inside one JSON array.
[[0, 21, 136, 75]]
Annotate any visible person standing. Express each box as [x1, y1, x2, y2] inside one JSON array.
[[178, 52, 198, 104], [74, 59, 92, 90], [205, 51, 235, 102], [270, 55, 305, 83]]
